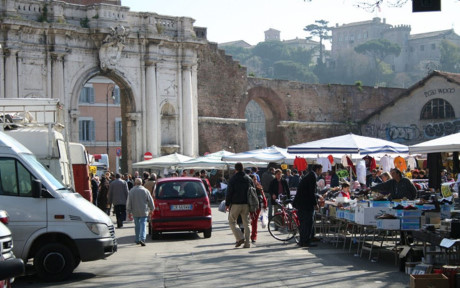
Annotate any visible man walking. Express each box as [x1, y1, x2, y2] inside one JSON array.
[[127, 178, 154, 246], [261, 167, 275, 218], [108, 173, 129, 228], [293, 164, 322, 247], [226, 162, 254, 248]]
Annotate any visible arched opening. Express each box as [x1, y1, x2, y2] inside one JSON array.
[[420, 98, 455, 120], [75, 72, 135, 174], [245, 100, 267, 149], [244, 87, 287, 149]]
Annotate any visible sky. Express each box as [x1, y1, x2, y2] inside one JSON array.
[[122, 0, 460, 47]]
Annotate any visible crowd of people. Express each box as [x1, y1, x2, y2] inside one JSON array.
[[87, 158, 459, 250]]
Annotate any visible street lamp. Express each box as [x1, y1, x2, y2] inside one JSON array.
[[106, 83, 115, 156]]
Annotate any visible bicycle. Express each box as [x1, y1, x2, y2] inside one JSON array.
[[268, 196, 300, 243]]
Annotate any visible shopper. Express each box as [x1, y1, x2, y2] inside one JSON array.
[[108, 173, 129, 228], [126, 178, 154, 246], [226, 162, 254, 248], [371, 168, 417, 200], [293, 164, 322, 248], [248, 174, 267, 243]]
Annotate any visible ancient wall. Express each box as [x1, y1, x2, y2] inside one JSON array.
[[197, 42, 406, 154]]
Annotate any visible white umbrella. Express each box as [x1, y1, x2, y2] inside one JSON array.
[[409, 132, 460, 154], [132, 153, 193, 169], [179, 150, 267, 169], [221, 145, 293, 164], [287, 133, 409, 155]]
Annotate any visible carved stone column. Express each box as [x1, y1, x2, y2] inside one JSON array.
[[51, 53, 65, 103], [0, 46, 4, 98], [145, 61, 158, 156], [125, 112, 142, 171], [4, 49, 18, 98], [182, 64, 194, 156]]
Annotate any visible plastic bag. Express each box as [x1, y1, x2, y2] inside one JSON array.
[[218, 200, 227, 213], [260, 208, 268, 228]]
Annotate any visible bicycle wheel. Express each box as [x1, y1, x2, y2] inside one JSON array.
[[268, 213, 296, 242]]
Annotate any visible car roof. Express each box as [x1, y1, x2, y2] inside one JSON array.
[[156, 177, 202, 184]]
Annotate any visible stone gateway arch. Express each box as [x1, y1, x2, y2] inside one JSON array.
[[0, 0, 206, 172]]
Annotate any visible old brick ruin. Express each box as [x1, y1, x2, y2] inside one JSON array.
[[197, 42, 406, 154]]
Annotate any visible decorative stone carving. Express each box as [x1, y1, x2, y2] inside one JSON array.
[[98, 25, 129, 71]]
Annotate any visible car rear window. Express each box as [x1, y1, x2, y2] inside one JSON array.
[[156, 181, 206, 199]]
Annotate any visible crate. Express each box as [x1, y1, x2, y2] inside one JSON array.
[[376, 219, 400, 230], [370, 201, 391, 208], [394, 209, 422, 218], [409, 274, 448, 288], [354, 206, 392, 226], [337, 209, 345, 219]]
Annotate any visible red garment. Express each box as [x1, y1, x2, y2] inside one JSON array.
[[346, 156, 356, 175], [339, 190, 350, 199], [363, 155, 377, 171], [327, 155, 334, 164], [293, 156, 307, 172]]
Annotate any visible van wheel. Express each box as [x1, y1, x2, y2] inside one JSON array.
[[203, 228, 212, 238], [34, 243, 75, 282]]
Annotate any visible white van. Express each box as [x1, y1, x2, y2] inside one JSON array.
[[0, 131, 117, 281]]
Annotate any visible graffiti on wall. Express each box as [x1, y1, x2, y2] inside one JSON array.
[[424, 118, 460, 138], [386, 124, 422, 143]]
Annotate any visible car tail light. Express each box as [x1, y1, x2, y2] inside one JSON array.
[[0, 210, 9, 225], [203, 203, 212, 216]]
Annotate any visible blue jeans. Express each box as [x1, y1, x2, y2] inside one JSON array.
[[297, 209, 315, 245], [134, 216, 148, 243]]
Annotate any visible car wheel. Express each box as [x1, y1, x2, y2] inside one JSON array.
[[33, 243, 75, 282], [203, 228, 212, 238]]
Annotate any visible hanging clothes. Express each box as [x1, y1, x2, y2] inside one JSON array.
[[327, 155, 334, 165], [406, 156, 417, 170], [341, 155, 349, 167], [293, 156, 307, 172], [394, 156, 407, 172], [346, 156, 356, 176], [357, 160, 366, 184], [362, 155, 377, 174], [316, 157, 332, 172], [380, 155, 394, 172]]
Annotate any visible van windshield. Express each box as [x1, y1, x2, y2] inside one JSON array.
[[22, 154, 67, 191]]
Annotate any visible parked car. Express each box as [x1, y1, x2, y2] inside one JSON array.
[[149, 177, 212, 239], [0, 210, 25, 288]]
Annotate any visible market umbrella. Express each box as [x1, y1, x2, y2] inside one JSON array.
[[287, 133, 409, 155], [221, 145, 294, 164], [409, 132, 460, 154], [132, 153, 193, 169], [178, 150, 267, 169]]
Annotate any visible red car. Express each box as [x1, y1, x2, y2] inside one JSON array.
[[149, 177, 212, 239]]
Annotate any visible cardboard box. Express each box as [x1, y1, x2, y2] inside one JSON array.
[[376, 219, 400, 230], [409, 274, 448, 288], [354, 207, 392, 226], [395, 210, 423, 218], [371, 201, 391, 208], [328, 206, 337, 218]]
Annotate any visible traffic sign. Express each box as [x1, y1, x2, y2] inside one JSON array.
[[144, 152, 153, 161], [116, 147, 121, 157]]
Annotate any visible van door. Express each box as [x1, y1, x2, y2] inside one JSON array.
[[0, 158, 47, 259]]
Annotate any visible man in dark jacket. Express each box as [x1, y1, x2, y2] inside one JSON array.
[[371, 168, 416, 200], [293, 164, 322, 247], [268, 169, 290, 218], [226, 162, 254, 248]]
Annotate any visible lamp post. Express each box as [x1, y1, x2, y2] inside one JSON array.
[[106, 83, 115, 156]]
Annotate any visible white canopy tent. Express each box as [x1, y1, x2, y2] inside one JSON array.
[[177, 150, 266, 169], [221, 145, 296, 164], [132, 153, 193, 169], [409, 132, 460, 154], [287, 133, 409, 155]]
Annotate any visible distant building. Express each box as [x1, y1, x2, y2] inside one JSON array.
[[264, 28, 280, 41], [330, 17, 460, 77], [60, 0, 121, 5]]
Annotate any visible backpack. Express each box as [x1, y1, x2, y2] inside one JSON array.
[[247, 185, 259, 213]]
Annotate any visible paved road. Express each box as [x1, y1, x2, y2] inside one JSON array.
[[14, 206, 409, 287]]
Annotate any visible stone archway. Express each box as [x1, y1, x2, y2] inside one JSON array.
[[70, 69, 137, 173], [242, 86, 287, 148]]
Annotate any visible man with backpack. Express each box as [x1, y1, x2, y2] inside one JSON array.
[[226, 162, 254, 249]]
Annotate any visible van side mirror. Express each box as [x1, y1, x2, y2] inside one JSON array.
[[32, 179, 44, 198]]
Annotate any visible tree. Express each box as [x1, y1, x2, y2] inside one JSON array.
[[440, 40, 460, 73], [354, 39, 401, 84], [303, 20, 331, 66]]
